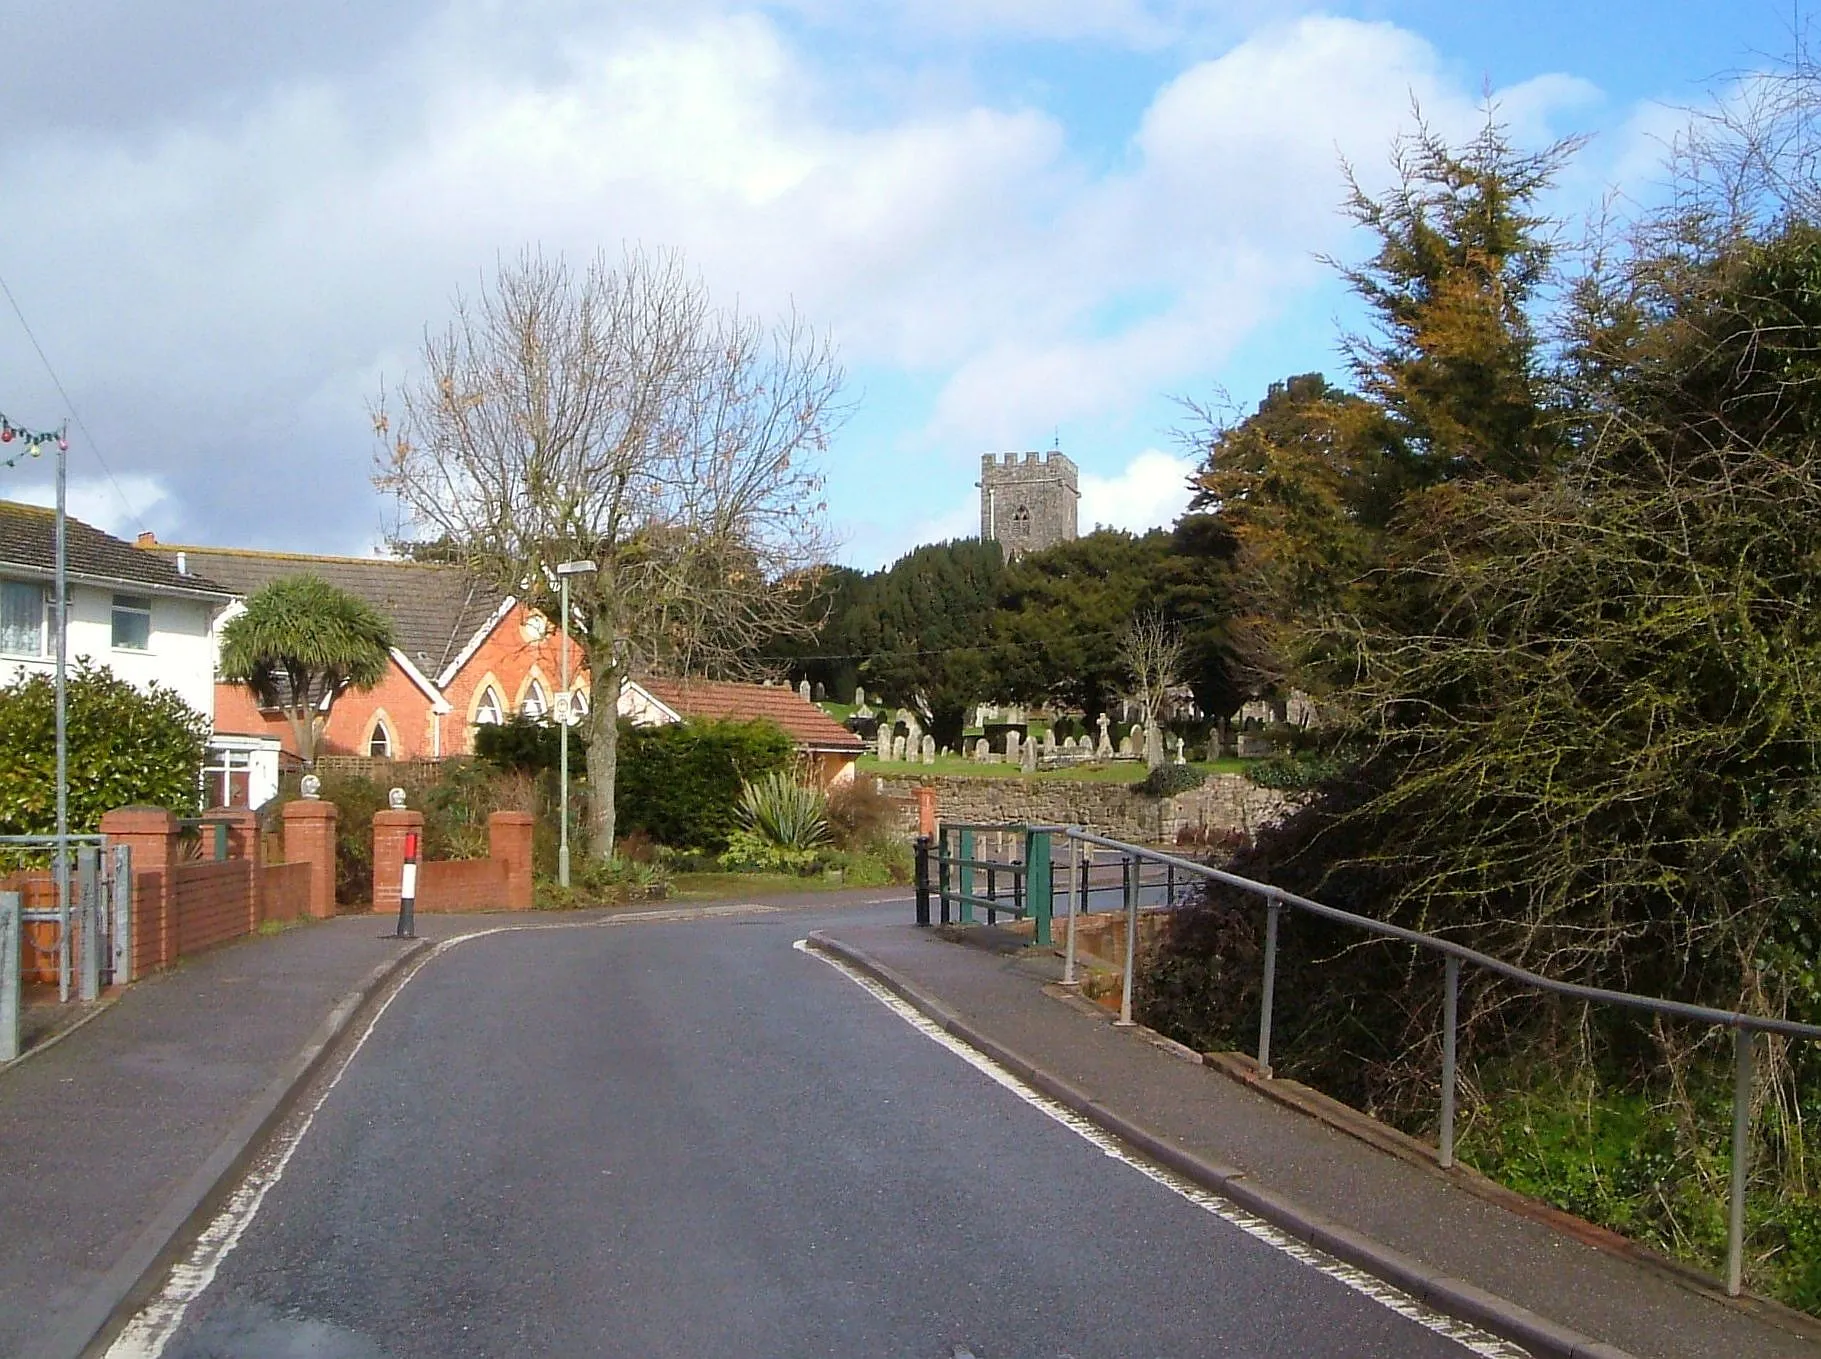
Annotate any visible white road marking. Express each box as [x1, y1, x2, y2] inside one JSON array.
[[795, 938, 1532, 1359], [103, 906, 778, 1359]]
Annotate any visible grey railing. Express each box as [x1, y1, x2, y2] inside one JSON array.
[[1046, 827, 1821, 1300]]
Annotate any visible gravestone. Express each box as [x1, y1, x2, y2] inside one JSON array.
[[1021, 737, 1037, 775], [877, 726, 891, 761], [1041, 728, 1056, 756], [892, 734, 908, 762], [1096, 714, 1114, 759], [1118, 734, 1136, 758], [853, 686, 866, 708], [974, 737, 990, 761], [813, 681, 826, 702], [799, 679, 812, 703], [1144, 722, 1165, 770], [920, 734, 936, 765], [1005, 730, 1021, 764], [1174, 735, 1187, 766]]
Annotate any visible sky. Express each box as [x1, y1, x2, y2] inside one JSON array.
[[0, 0, 1801, 569]]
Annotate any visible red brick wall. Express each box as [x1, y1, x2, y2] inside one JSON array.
[[260, 861, 313, 925], [2, 871, 59, 984], [416, 858, 511, 912], [171, 860, 257, 955], [214, 659, 441, 761]]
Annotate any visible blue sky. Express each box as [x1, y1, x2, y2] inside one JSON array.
[[0, 1, 1800, 567]]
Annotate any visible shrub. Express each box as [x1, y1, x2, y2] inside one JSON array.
[[825, 778, 900, 849], [1137, 763, 1206, 797], [474, 715, 581, 774], [720, 827, 825, 874], [615, 718, 793, 851], [307, 772, 390, 907], [0, 661, 209, 853], [736, 771, 830, 851]]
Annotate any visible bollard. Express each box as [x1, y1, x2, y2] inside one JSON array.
[[914, 835, 932, 926], [957, 827, 975, 925], [1061, 833, 1081, 987], [78, 846, 100, 1003], [1258, 894, 1281, 1076], [395, 829, 420, 939], [111, 844, 133, 986], [1, 892, 18, 1063]]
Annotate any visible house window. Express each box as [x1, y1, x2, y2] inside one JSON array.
[[1011, 505, 1031, 535], [0, 580, 45, 656], [568, 688, 588, 723], [474, 687, 503, 725], [202, 747, 253, 809], [368, 720, 392, 758], [112, 594, 152, 651], [521, 679, 547, 721]]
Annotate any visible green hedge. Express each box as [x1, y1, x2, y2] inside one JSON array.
[[615, 718, 793, 852], [0, 661, 209, 848]]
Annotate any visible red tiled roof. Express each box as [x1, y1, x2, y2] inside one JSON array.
[[636, 678, 866, 752]]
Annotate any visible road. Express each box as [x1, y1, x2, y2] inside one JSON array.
[[112, 902, 1524, 1359]]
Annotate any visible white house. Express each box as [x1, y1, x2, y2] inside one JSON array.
[[0, 500, 280, 808]]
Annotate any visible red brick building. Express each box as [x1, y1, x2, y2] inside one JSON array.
[[140, 540, 589, 764]]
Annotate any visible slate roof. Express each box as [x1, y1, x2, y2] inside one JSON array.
[[636, 677, 866, 752], [0, 501, 231, 598], [143, 542, 511, 679]]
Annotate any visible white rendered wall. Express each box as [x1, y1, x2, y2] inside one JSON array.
[[0, 582, 219, 725]]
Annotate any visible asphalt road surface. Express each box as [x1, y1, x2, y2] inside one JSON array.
[[121, 904, 1520, 1359]]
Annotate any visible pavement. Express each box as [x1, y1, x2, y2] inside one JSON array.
[[807, 920, 1821, 1359], [2, 893, 1817, 1359]]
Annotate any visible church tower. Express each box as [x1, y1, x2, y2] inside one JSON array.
[[979, 451, 1079, 558]]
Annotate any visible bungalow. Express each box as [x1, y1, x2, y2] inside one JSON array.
[[620, 677, 866, 787]]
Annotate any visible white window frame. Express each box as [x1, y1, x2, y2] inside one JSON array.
[[111, 593, 153, 651], [474, 687, 504, 725], [0, 579, 47, 658]]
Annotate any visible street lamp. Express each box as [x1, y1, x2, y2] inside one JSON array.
[[554, 559, 597, 888]]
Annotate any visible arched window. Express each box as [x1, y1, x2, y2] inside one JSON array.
[[474, 687, 503, 725], [521, 678, 548, 721], [1011, 504, 1031, 535], [367, 720, 392, 758], [568, 688, 589, 724]]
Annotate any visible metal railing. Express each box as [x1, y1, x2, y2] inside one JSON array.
[[916, 822, 1821, 1299], [0, 836, 132, 1020]]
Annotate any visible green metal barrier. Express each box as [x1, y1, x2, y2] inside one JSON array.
[[926, 823, 1053, 946]]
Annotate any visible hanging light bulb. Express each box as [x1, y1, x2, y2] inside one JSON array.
[[0, 426, 13, 444]]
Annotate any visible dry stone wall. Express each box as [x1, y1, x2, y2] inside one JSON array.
[[876, 772, 1297, 845]]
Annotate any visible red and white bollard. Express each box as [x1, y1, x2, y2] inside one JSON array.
[[395, 829, 419, 940]]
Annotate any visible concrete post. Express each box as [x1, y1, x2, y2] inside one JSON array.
[[1, 892, 18, 1063], [489, 811, 535, 911], [372, 808, 426, 918], [99, 807, 177, 977], [282, 799, 340, 920]]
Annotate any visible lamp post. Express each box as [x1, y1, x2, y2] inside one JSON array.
[[555, 560, 597, 889]]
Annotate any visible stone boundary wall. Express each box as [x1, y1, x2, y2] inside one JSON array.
[[875, 772, 1298, 845]]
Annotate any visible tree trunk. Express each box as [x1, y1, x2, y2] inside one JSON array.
[[585, 661, 622, 859]]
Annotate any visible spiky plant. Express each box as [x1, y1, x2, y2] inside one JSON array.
[[736, 770, 830, 851]]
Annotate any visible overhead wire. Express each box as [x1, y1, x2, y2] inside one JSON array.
[[0, 267, 151, 538]]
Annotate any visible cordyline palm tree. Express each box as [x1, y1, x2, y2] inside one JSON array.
[[218, 575, 394, 766]]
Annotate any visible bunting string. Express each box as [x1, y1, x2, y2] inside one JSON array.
[[0, 413, 69, 469]]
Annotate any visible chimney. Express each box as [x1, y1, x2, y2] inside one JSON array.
[[176, 551, 188, 576], [135, 531, 157, 547]]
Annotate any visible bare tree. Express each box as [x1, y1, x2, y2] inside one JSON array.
[[373, 247, 845, 855], [1118, 612, 1184, 767]]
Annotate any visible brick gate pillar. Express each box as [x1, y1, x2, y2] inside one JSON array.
[[489, 811, 535, 911], [99, 806, 178, 978], [282, 799, 340, 920], [372, 808, 425, 919]]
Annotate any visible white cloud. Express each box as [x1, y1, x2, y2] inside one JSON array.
[[0, 4, 1632, 556], [1080, 448, 1196, 534], [5, 475, 179, 541]]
